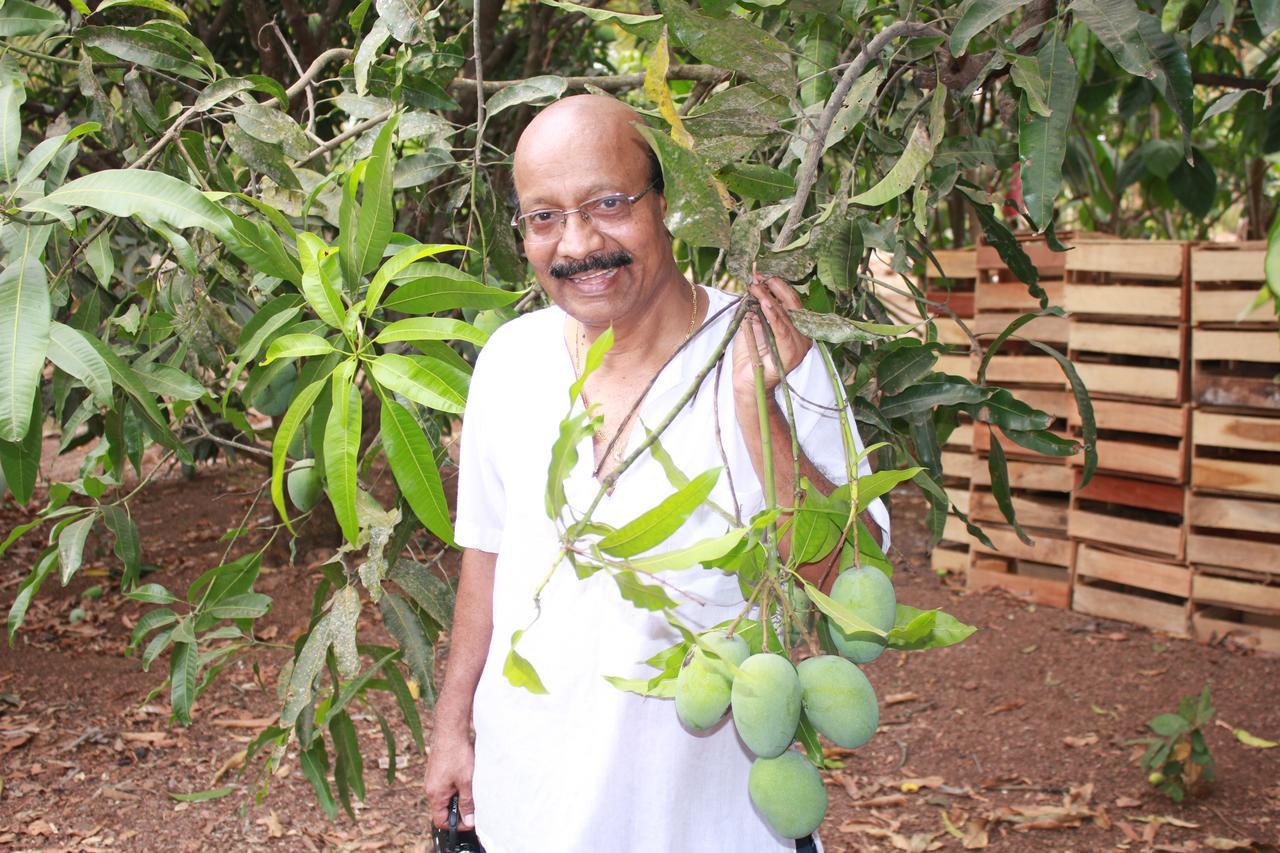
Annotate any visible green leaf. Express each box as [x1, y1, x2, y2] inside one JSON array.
[[502, 629, 548, 694], [546, 409, 599, 519], [262, 333, 338, 364], [0, 0, 64, 36], [299, 739, 338, 819], [788, 308, 914, 344], [1137, 12, 1195, 148], [26, 170, 230, 238], [0, 68, 24, 182], [487, 75, 567, 117], [380, 399, 456, 547], [271, 375, 329, 530], [802, 580, 887, 637], [636, 125, 730, 249], [221, 211, 301, 285], [169, 640, 199, 725], [886, 604, 977, 649], [1070, 0, 1156, 78], [627, 528, 748, 573], [537, 0, 663, 40], [387, 558, 454, 629], [0, 396, 41, 505], [129, 607, 177, 651], [851, 121, 935, 207], [225, 125, 299, 190], [329, 710, 365, 805], [969, 199, 1041, 290], [369, 353, 466, 414], [657, 0, 795, 97], [987, 435, 1032, 544], [374, 317, 487, 347], [375, 0, 428, 43], [1018, 37, 1078, 229], [1151, 712, 1190, 737], [351, 114, 399, 280], [816, 216, 863, 292], [877, 345, 938, 396], [1024, 340, 1096, 485], [1168, 150, 1217, 218], [57, 513, 96, 585], [78, 25, 208, 79], [823, 68, 885, 153], [1256, 0, 1280, 34], [570, 326, 613, 405], [167, 786, 235, 802], [382, 265, 520, 314], [1234, 727, 1278, 748], [885, 608, 936, 644], [599, 468, 721, 558], [719, 163, 795, 203], [880, 379, 990, 420], [0, 225, 51, 443], [1009, 56, 1051, 117], [855, 467, 924, 508], [365, 243, 469, 314], [206, 592, 271, 619], [194, 75, 287, 110], [354, 19, 391, 96], [378, 591, 436, 693], [101, 505, 141, 585], [613, 570, 678, 611], [7, 549, 56, 643], [135, 363, 205, 401], [951, 0, 1036, 55], [47, 322, 112, 404], [127, 582, 179, 605], [974, 388, 1053, 432], [296, 233, 346, 329], [379, 654, 424, 750], [324, 368, 363, 546]]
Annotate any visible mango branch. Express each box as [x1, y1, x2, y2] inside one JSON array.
[[774, 21, 945, 249], [450, 64, 728, 95]]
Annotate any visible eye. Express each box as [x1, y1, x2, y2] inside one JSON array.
[[529, 210, 559, 224]]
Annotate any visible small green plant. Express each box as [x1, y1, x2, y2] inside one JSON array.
[[1134, 685, 1216, 803]]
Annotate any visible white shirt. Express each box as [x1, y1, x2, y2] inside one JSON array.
[[454, 286, 889, 853]]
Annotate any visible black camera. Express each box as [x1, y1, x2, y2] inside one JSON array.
[[432, 794, 486, 853]]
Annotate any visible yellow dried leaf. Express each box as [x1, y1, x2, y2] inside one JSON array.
[[1234, 728, 1278, 749]]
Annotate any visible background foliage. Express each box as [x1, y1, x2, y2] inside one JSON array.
[[2, 0, 1277, 813]]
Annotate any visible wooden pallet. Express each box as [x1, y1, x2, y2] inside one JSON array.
[[1191, 242, 1273, 329], [1067, 400, 1189, 483], [976, 234, 1071, 282], [1185, 493, 1280, 575], [968, 550, 1073, 608], [1190, 565, 1280, 653], [1072, 543, 1190, 637], [924, 248, 977, 319], [1068, 320, 1188, 403], [1064, 239, 1188, 322], [937, 350, 978, 381], [974, 280, 1070, 345], [1191, 328, 1280, 412], [1068, 472, 1186, 560], [1190, 410, 1280, 499], [932, 485, 972, 575]]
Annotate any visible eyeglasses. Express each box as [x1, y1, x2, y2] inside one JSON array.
[[511, 180, 658, 242]]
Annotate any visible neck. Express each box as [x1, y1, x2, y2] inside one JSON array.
[[580, 273, 698, 372]]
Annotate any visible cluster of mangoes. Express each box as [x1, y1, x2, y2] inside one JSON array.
[[673, 566, 897, 839]]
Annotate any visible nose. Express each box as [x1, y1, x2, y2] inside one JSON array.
[[554, 209, 606, 260]]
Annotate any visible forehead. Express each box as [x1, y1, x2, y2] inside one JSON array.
[[513, 103, 652, 206]]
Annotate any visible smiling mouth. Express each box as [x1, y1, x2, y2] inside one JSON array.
[[567, 267, 619, 291]]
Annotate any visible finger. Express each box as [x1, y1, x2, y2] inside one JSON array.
[[458, 781, 476, 829], [765, 277, 803, 310]]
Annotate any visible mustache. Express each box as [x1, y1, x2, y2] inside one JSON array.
[[549, 250, 633, 279]]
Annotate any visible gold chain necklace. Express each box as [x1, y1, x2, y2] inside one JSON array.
[[575, 281, 699, 477]]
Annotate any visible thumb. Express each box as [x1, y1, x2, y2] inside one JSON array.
[[457, 781, 476, 830]]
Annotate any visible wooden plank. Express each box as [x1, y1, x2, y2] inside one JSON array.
[[937, 353, 977, 380], [1009, 388, 1073, 419], [941, 450, 974, 481], [970, 488, 1069, 530], [1074, 543, 1189, 598], [1073, 583, 1188, 636], [926, 291, 976, 319], [1191, 458, 1280, 499], [1074, 437, 1185, 482], [1193, 410, 1280, 452], [1068, 508, 1184, 560], [975, 281, 1066, 311], [942, 514, 971, 543], [1187, 533, 1280, 576], [1193, 606, 1280, 653], [967, 563, 1072, 608], [1187, 494, 1280, 535], [1192, 572, 1280, 613], [1074, 363, 1181, 402], [977, 241, 1068, 278], [933, 317, 972, 346], [985, 355, 1066, 386], [973, 312, 1069, 344], [947, 485, 971, 514], [971, 524, 1074, 565], [1193, 329, 1280, 363], [972, 458, 1075, 491], [1193, 371, 1280, 411], [1193, 288, 1275, 327], [930, 248, 978, 281], [946, 422, 974, 449], [1074, 472, 1184, 513], [1064, 284, 1184, 319], [931, 546, 969, 575], [1191, 245, 1265, 283], [1066, 240, 1185, 279], [1069, 322, 1184, 359], [1069, 399, 1186, 436]]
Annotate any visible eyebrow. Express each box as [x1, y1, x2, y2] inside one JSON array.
[[522, 183, 629, 210]]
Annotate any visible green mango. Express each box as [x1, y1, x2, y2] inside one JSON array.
[[731, 653, 802, 758], [748, 750, 827, 839], [797, 655, 879, 749], [675, 632, 749, 731], [828, 566, 896, 664], [287, 459, 323, 512]]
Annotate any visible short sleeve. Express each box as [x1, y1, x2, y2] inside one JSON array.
[[783, 344, 892, 549], [454, 339, 507, 553]]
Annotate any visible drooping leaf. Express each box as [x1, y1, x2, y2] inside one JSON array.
[[387, 558, 454, 629], [987, 435, 1032, 544], [636, 125, 730, 249], [380, 399, 455, 547], [1070, 0, 1156, 78], [599, 468, 721, 558], [1025, 340, 1097, 486], [657, 0, 796, 97], [324, 367, 363, 546], [0, 68, 25, 182], [851, 120, 935, 207], [969, 199, 1041, 290], [1018, 36, 1078, 230], [0, 0, 65, 36], [951, 0, 1037, 55], [0, 226, 52, 442], [613, 571, 679, 611], [369, 353, 466, 414], [537, 0, 663, 40], [1168, 149, 1217, 218], [169, 640, 199, 725], [281, 613, 333, 728], [880, 379, 991, 419], [26, 170, 231, 238], [7, 549, 56, 643], [271, 375, 328, 530], [296, 232, 346, 329], [1256, 0, 1280, 34], [487, 75, 567, 118], [57, 513, 97, 585], [78, 25, 208, 79], [379, 591, 437, 697], [877, 345, 938, 396], [1137, 12, 1195, 149], [502, 629, 548, 694], [886, 604, 977, 649], [627, 528, 748, 573], [546, 409, 599, 520]]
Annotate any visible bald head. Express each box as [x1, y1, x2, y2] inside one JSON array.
[[512, 95, 661, 206]]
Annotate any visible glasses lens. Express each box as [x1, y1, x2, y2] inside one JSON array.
[[522, 211, 562, 241], [583, 194, 632, 221]]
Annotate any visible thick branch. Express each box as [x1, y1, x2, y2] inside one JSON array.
[[774, 22, 946, 249], [448, 64, 727, 95], [285, 47, 353, 100], [1193, 72, 1269, 91]]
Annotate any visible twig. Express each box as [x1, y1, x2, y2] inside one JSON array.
[[449, 64, 727, 95], [469, 0, 487, 280], [774, 22, 946, 249], [297, 108, 393, 165], [268, 20, 316, 132], [284, 47, 353, 100]]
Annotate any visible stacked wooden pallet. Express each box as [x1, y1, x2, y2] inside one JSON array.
[[925, 249, 978, 575], [1186, 243, 1280, 653], [1063, 240, 1193, 636], [966, 236, 1077, 606]]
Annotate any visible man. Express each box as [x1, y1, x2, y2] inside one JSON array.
[[424, 94, 889, 852]]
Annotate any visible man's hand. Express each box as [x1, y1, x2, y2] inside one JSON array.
[[732, 276, 812, 401], [424, 729, 476, 829]]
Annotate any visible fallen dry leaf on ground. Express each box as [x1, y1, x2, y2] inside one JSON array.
[[987, 700, 1025, 716], [1063, 733, 1099, 748]]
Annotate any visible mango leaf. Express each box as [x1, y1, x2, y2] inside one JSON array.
[[354, 19, 391, 96], [887, 604, 977, 649], [222, 211, 301, 285], [851, 120, 935, 207], [789, 308, 915, 344], [987, 435, 1032, 544], [502, 630, 548, 694], [802, 580, 887, 637], [877, 345, 938, 396], [657, 0, 796, 97], [885, 608, 936, 644], [570, 326, 613, 405], [0, 0, 65, 36], [1024, 339, 1096, 484], [646, 30, 696, 149], [57, 513, 96, 585], [0, 226, 51, 442], [637, 125, 730, 248], [299, 739, 338, 819], [380, 399, 455, 547], [262, 333, 338, 364], [382, 265, 521, 314], [281, 613, 333, 728], [194, 75, 287, 110], [26, 170, 231, 238], [973, 388, 1053, 432], [1256, 0, 1280, 34], [368, 353, 466, 414], [375, 0, 427, 44], [487, 75, 567, 118], [167, 787, 235, 802], [546, 409, 599, 519], [855, 467, 923, 508], [1070, 0, 1156, 78], [206, 592, 271, 619], [374, 317, 488, 347], [296, 233, 346, 329], [379, 592, 437, 702], [1009, 55, 1052, 116], [1169, 150, 1217, 218], [7, 549, 56, 643], [951, 0, 1037, 55], [537, 0, 663, 40], [169, 640, 199, 725], [720, 163, 795, 203], [879, 379, 990, 419], [349, 114, 399, 279], [613, 570, 679, 610], [627, 528, 748, 573], [225, 126, 299, 190], [365, 243, 469, 314], [1138, 12, 1195, 150], [1019, 36, 1078, 230], [78, 25, 209, 80], [324, 368, 363, 546], [603, 673, 678, 698], [101, 504, 141, 584], [816, 215, 863, 291], [270, 375, 328, 530], [968, 198, 1040, 289], [0, 68, 24, 181], [599, 468, 721, 558], [1234, 728, 1278, 748], [387, 559, 454, 628]]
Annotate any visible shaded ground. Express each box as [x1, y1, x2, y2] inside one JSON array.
[[1, 457, 1278, 852]]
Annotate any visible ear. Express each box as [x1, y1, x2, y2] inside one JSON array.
[[658, 192, 667, 218]]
